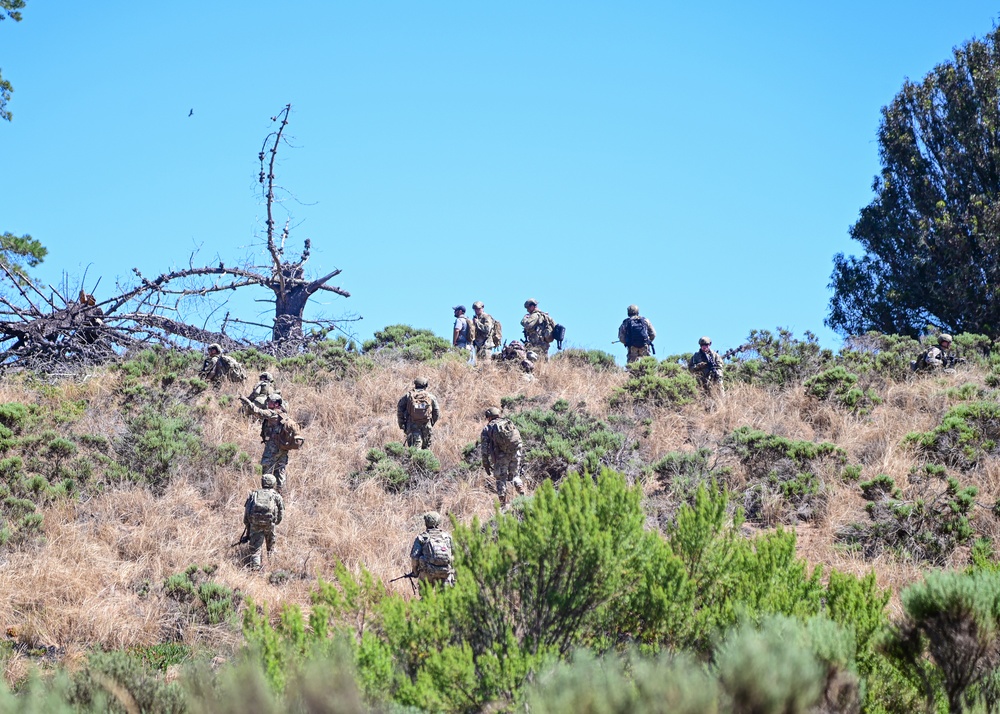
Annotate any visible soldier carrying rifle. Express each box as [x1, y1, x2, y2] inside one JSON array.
[[688, 336, 724, 395]]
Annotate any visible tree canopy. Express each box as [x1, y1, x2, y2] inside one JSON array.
[[0, 0, 27, 122], [827, 27, 1000, 339]]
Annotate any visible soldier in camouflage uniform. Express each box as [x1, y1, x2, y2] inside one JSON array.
[[409, 511, 455, 587], [199, 343, 226, 390], [618, 305, 657, 363], [520, 298, 556, 360], [915, 334, 957, 372], [471, 301, 496, 362], [481, 407, 526, 506], [240, 393, 296, 492], [688, 336, 724, 394], [397, 377, 441, 449], [247, 371, 278, 409], [243, 473, 284, 571]]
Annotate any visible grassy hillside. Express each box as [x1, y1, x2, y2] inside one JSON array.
[[2, 328, 1000, 710]]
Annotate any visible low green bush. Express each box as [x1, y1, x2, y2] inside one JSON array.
[[610, 358, 699, 408], [362, 324, 452, 362], [903, 401, 1000, 470], [351, 443, 441, 492]]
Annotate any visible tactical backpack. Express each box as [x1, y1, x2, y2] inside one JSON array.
[[552, 323, 566, 349], [276, 414, 304, 450], [538, 312, 556, 343], [464, 317, 477, 343], [407, 390, 434, 426], [421, 530, 454, 580], [247, 489, 279, 528], [623, 316, 649, 348], [489, 418, 521, 456], [220, 355, 248, 383], [491, 319, 503, 347]]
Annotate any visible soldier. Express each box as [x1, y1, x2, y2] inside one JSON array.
[[914, 334, 959, 372], [688, 336, 724, 394], [239, 393, 302, 493], [618, 305, 656, 363], [409, 511, 455, 587], [243, 473, 284, 571], [200, 343, 226, 389], [480, 407, 526, 506], [199, 343, 246, 390], [494, 340, 537, 375], [247, 371, 278, 409], [397, 377, 441, 449], [452, 305, 475, 363], [471, 301, 497, 362], [520, 298, 557, 360]]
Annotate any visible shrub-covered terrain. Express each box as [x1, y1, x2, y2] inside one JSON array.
[[2, 328, 1000, 711]]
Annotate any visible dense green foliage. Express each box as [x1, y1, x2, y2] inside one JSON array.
[[828, 26, 1000, 338], [351, 442, 441, 492], [610, 356, 699, 407], [904, 401, 1000, 470], [362, 324, 453, 362]]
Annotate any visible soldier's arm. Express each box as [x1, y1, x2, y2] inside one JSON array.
[[688, 354, 706, 371], [397, 397, 408, 428], [275, 496, 284, 525], [645, 320, 656, 342], [618, 322, 626, 343], [431, 396, 441, 425]]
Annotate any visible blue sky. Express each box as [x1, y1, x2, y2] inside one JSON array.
[[3, 2, 999, 361]]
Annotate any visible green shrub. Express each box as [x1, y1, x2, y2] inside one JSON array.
[[610, 358, 699, 408], [351, 444, 441, 492], [882, 570, 1000, 713], [553, 348, 619, 372], [512, 401, 635, 483], [362, 324, 452, 362], [903, 401, 1000, 470], [723, 427, 847, 524], [804, 366, 882, 415], [68, 649, 187, 714], [839, 465, 977, 563], [114, 400, 206, 489], [726, 328, 834, 389], [644, 448, 731, 527]]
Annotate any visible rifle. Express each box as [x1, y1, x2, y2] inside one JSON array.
[[390, 572, 419, 594], [230, 526, 249, 548]]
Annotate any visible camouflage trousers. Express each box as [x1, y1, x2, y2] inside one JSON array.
[[697, 374, 724, 396], [404, 422, 433, 449], [417, 566, 456, 587], [626, 345, 652, 363], [474, 342, 494, 363], [493, 453, 525, 505], [525, 339, 550, 360], [247, 524, 275, 570], [261, 444, 289, 491]]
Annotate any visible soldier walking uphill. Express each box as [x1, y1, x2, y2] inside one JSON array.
[[243, 473, 284, 571], [688, 336, 724, 394], [409, 511, 455, 587], [247, 371, 278, 409], [397, 378, 441, 449], [481, 407, 526, 506], [239, 393, 303, 493], [520, 298, 557, 360], [471, 301, 499, 363], [618, 305, 656, 363]]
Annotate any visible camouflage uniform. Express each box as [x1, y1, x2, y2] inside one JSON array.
[[493, 340, 537, 374], [618, 306, 657, 364], [520, 299, 555, 359], [242, 397, 295, 491], [481, 408, 526, 506], [688, 337, 724, 394], [247, 372, 277, 409], [200, 344, 225, 390], [409, 511, 456, 587], [243, 474, 284, 571], [916, 335, 956, 372], [471, 302, 496, 362], [397, 379, 441, 449]]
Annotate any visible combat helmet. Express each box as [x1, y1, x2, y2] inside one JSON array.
[[207, 343, 222, 353], [627, 304, 639, 317], [259, 371, 274, 382], [261, 473, 277, 489], [939, 334, 953, 344], [472, 300, 484, 309], [266, 392, 283, 405], [484, 407, 501, 419], [423, 511, 442, 529], [524, 298, 538, 309], [414, 377, 429, 389], [698, 336, 712, 346]]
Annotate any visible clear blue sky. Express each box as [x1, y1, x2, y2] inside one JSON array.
[[3, 3, 999, 361]]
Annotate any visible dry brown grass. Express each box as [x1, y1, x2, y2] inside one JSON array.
[[0, 355, 997, 676]]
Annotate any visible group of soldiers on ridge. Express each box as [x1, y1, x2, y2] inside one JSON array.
[[201, 301, 958, 580]]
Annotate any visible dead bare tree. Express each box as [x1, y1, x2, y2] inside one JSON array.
[[0, 104, 353, 371]]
